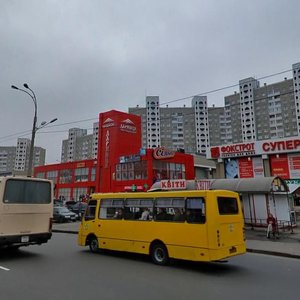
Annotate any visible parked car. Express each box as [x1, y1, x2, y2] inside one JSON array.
[[70, 202, 88, 219], [54, 199, 64, 206], [65, 200, 76, 210], [53, 206, 78, 223]]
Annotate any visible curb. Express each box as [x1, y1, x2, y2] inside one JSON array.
[[246, 248, 300, 259], [52, 229, 78, 235]]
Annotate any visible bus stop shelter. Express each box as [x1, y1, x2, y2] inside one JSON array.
[[208, 177, 296, 229]]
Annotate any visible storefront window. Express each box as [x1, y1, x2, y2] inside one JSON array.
[[73, 187, 88, 201], [153, 161, 185, 181], [58, 188, 71, 202]]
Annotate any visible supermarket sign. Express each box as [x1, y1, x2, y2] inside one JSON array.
[[207, 137, 300, 159]]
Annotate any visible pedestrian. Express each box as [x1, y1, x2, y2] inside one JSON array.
[[266, 213, 278, 239]]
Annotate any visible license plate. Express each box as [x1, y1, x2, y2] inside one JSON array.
[[21, 236, 29, 243]]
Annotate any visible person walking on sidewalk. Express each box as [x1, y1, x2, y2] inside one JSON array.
[[266, 213, 278, 239]]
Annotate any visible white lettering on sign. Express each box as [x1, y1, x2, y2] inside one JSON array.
[[160, 180, 186, 190], [196, 180, 212, 190], [102, 118, 115, 128], [104, 130, 110, 168], [120, 119, 137, 133], [221, 143, 255, 154]]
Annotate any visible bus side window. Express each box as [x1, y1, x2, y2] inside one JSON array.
[[124, 198, 153, 221], [186, 197, 206, 224], [155, 197, 185, 222], [85, 200, 97, 221], [99, 199, 124, 219]]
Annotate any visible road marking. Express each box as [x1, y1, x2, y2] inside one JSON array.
[[0, 266, 10, 271]]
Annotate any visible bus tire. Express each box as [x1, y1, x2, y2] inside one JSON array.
[[150, 243, 169, 265], [89, 236, 99, 253]]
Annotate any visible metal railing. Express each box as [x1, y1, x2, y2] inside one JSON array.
[[244, 218, 295, 234]]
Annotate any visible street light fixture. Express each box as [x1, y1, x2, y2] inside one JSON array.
[[11, 83, 57, 177]]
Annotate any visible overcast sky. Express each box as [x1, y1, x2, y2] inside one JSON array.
[[1, 0, 300, 163]]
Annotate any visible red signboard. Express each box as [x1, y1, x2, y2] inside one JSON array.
[[238, 158, 254, 178], [153, 147, 175, 160], [270, 154, 290, 179]]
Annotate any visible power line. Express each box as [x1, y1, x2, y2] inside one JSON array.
[[0, 117, 98, 144], [160, 68, 292, 105], [0, 67, 295, 145]]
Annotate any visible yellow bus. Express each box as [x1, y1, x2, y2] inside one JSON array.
[[0, 176, 53, 249], [78, 190, 246, 264]]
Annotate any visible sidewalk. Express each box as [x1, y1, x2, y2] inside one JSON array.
[[52, 221, 300, 259]]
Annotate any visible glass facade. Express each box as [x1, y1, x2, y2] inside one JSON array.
[[115, 161, 148, 181]]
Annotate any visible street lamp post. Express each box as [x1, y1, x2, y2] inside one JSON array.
[[11, 83, 57, 177]]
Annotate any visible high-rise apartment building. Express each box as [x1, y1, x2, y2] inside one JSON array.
[[0, 146, 16, 174], [0, 138, 45, 175], [61, 123, 99, 162], [129, 62, 300, 154], [224, 65, 299, 145], [129, 95, 210, 155]]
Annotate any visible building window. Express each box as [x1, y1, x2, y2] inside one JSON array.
[[36, 172, 45, 179], [91, 167, 96, 181], [59, 169, 72, 184], [47, 170, 58, 183], [75, 168, 88, 182], [115, 161, 148, 181]]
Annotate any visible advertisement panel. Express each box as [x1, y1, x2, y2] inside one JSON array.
[[225, 157, 264, 179], [288, 154, 300, 178], [225, 159, 239, 178], [252, 156, 264, 178], [238, 158, 254, 178], [270, 154, 290, 179]]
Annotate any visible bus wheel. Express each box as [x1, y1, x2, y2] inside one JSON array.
[[89, 236, 99, 253], [151, 243, 169, 265]]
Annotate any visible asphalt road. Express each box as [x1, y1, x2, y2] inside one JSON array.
[[0, 233, 299, 300]]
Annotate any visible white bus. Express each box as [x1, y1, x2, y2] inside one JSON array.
[[0, 176, 53, 249]]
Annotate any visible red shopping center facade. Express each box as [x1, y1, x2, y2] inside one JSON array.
[[34, 110, 195, 200]]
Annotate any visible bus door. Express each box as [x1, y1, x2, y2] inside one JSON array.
[[80, 199, 98, 239]]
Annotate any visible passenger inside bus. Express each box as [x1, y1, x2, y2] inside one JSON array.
[[155, 208, 168, 220], [114, 208, 124, 219], [173, 208, 185, 221], [139, 208, 150, 220], [186, 209, 204, 223]]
